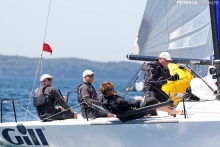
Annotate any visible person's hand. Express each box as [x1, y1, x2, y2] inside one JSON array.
[[150, 68, 154, 75], [62, 96, 67, 102], [134, 96, 142, 101], [73, 112, 78, 119], [173, 73, 180, 80], [59, 106, 64, 112]]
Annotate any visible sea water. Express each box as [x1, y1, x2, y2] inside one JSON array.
[[0, 76, 143, 123]]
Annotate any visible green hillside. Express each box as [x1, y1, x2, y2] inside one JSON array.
[[0, 55, 143, 79]]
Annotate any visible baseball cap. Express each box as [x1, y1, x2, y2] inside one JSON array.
[[82, 70, 95, 77], [40, 74, 54, 81], [158, 52, 172, 61]]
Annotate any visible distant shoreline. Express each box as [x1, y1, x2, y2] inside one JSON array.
[[0, 55, 142, 80]]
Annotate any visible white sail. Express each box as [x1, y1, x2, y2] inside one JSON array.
[[130, 0, 213, 64], [2, 1, 220, 147]]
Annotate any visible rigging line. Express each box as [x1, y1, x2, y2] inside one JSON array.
[[122, 68, 141, 92], [24, 0, 52, 121], [24, 57, 43, 121], [121, 68, 140, 94], [117, 91, 141, 100], [184, 99, 217, 111], [43, 0, 52, 43], [12, 100, 40, 120], [41, 103, 80, 122], [40, 54, 43, 84], [121, 63, 144, 97]]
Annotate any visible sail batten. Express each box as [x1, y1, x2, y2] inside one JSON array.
[[129, 0, 214, 63]]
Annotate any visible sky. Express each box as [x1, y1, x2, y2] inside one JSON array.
[[0, 0, 147, 62]]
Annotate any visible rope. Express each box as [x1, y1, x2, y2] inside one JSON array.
[[121, 62, 145, 98], [43, 0, 52, 43], [24, 57, 43, 121], [24, 0, 52, 121], [41, 103, 81, 122]]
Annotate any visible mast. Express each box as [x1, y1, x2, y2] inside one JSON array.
[[209, 0, 220, 99]]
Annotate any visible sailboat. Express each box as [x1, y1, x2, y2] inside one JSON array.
[[1, 0, 220, 146]]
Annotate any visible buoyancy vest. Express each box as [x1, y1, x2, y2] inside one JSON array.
[[33, 85, 53, 107], [77, 82, 95, 104], [77, 82, 98, 116]]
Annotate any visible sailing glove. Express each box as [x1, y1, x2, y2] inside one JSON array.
[[172, 73, 180, 80]]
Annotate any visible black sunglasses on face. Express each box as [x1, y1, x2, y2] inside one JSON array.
[[109, 88, 114, 91], [163, 58, 170, 62], [46, 78, 52, 81], [87, 75, 94, 77]]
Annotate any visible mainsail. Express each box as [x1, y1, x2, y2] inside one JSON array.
[[127, 0, 215, 65]]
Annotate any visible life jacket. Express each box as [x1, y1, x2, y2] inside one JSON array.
[[77, 82, 96, 104], [33, 85, 54, 107]]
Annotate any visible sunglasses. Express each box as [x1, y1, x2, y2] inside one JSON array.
[[164, 58, 170, 62], [87, 75, 94, 77], [109, 88, 115, 91], [46, 78, 52, 81]]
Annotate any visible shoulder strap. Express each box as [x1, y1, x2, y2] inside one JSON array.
[[81, 82, 93, 93], [42, 85, 50, 95]]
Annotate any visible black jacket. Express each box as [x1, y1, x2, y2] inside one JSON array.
[[102, 95, 144, 122], [102, 95, 140, 115], [141, 61, 179, 90]]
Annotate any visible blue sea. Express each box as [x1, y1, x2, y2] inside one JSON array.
[[0, 77, 143, 123]]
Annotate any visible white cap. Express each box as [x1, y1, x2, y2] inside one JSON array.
[[82, 70, 95, 77], [158, 52, 172, 61], [40, 74, 54, 81]]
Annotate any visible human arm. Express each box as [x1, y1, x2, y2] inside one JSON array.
[[117, 96, 140, 108], [168, 72, 180, 81], [79, 86, 102, 106], [141, 62, 163, 77], [141, 62, 155, 73], [49, 88, 71, 109]]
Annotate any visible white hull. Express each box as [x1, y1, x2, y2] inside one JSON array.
[[1, 100, 220, 147]]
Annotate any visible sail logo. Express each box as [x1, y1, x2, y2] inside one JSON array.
[[175, 1, 198, 5], [190, 60, 200, 64], [2, 123, 49, 146], [174, 1, 219, 5]]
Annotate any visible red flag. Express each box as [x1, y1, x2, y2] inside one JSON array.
[[42, 43, 52, 55]]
